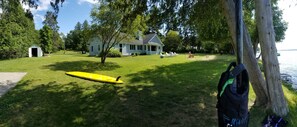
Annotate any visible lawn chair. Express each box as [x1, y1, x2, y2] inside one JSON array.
[[188, 52, 194, 58]]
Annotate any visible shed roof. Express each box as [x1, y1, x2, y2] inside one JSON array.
[[29, 45, 41, 48]]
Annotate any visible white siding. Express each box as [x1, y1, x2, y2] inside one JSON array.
[[124, 44, 146, 55], [146, 36, 164, 54], [88, 34, 164, 56], [89, 38, 101, 56]]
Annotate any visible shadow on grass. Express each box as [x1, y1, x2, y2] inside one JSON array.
[[248, 106, 267, 126], [44, 60, 121, 72], [249, 84, 297, 127], [0, 58, 232, 127], [0, 80, 123, 127], [122, 59, 229, 126]]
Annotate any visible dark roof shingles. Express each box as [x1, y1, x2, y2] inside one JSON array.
[[143, 34, 156, 44]]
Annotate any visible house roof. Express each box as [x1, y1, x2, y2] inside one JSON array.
[[91, 32, 163, 46], [120, 33, 162, 46], [143, 34, 156, 44]]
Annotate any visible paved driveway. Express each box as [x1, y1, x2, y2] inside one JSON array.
[[0, 72, 27, 97]]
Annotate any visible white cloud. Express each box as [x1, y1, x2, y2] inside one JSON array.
[[36, 0, 52, 11], [21, 0, 52, 29], [22, 0, 51, 12], [77, 0, 97, 5], [35, 14, 45, 22], [33, 14, 44, 28]]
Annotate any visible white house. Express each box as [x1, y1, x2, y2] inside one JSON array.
[[28, 45, 43, 57], [89, 33, 164, 56]]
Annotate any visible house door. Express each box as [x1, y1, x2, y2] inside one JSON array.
[[119, 44, 122, 53], [31, 48, 38, 57]]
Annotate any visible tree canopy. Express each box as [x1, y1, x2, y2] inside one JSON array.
[[0, 0, 38, 59], [65, 20, 90, 53], [90, 2, 147, 63], [39, 25, 53, 53], [163, 30, 182, 52]]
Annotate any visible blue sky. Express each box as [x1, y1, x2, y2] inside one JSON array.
[[57, 0, 97, 34], [25, 0, 297, 50], [24, 0, 97, 35]]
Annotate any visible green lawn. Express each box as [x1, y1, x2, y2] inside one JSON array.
[[0, 51, 296, 127]]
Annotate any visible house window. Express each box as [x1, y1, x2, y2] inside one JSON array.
[[144, 45, 146, 50], [151, 46, 157, 51], [91, 46, 93, 52], [137, 45, 142, 50], [148, 46, 150, 51], [158, 46, 161, 49], [130, 45, 136, 50], [98, 45, 100, 51]]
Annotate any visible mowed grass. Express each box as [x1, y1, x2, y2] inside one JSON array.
[[0, 51, 296, 127]]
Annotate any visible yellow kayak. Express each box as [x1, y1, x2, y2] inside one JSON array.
[[65, 71, 123, 84]]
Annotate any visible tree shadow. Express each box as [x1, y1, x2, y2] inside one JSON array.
[[43, 60, 121, 72], [248, 105, 267, 126], [0, 58, 232, 127], [249, 84, 297, 126], [120, 59, 229, 126], [0, 80, 122, 127]]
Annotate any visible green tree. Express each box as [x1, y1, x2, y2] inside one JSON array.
[[81, 20, 91, 53], [201, 41, 216, 53], [43, 11, 59, 31], [243, 0, 288, 55], [64, 30, 75, 50], [0, 0, 37, 59], [272, 3, 287, 43], [91, 2, 146, 64], [39, 25, 53, 54], [64, 21, 91, 53], [163, 30, 182, 52], [64, 22, 83, 51], [1, 0, 64, 14], [42, 11, 63, 52], [60, 32, 66, 53]]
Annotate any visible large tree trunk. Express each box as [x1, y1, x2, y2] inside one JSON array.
[[101, 55, 107, 64], [255, 0, 288, 116], [220, 0, 268, 106]]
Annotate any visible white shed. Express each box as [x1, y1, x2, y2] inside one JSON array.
[[28, 45, 43, 57]]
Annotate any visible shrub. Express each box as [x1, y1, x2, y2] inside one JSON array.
[[131, 52, 140, 56], [106, 48, 121, 57], [139, 52, 147, 55], [202, 41, 215, 53]]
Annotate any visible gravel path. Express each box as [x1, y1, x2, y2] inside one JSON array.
[[0, 72, 27, 97]]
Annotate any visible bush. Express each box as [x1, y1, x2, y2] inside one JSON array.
[[139, 52, 147, 55], [131, 52, 140, 56], [106, 48, 121, 57], [202, 41, 215, 53]]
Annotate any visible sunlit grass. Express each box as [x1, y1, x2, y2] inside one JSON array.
[[0, 51, 296, 126]]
